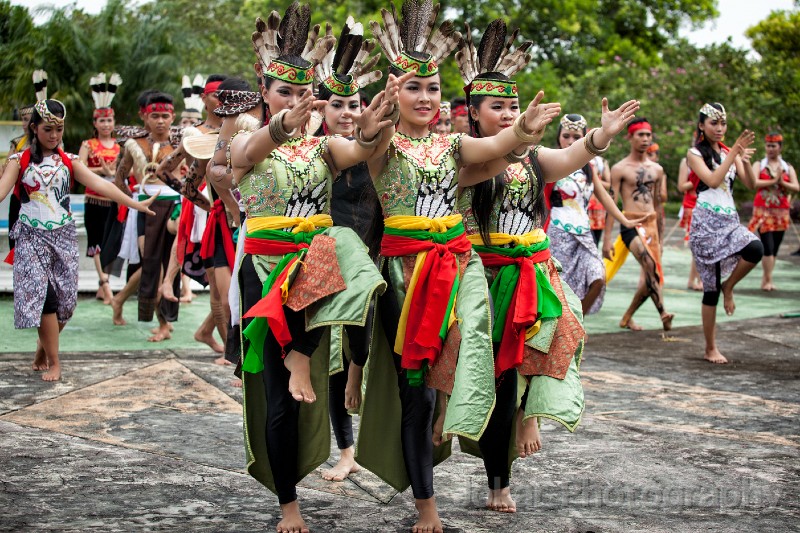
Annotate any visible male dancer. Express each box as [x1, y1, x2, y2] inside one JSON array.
[[604, 118, 674, 331], [113, 92, 180, 341]]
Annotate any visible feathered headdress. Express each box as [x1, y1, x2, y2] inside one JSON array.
[[455, 20, 532, 99], [31, 70, 66, 126], [181, 74, 205, 120], [252, 1, 336, 85], [370, 0, 461, 77], [315, 16, 383, 97], [90, 72, 122, 118]]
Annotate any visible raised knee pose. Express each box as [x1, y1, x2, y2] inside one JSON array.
[[604, 119, 674, 331], [453, 20, 639, 513], [747, 132, 798, 291], [0, 98, 155, 382], [686, 103, 762, 364], [227, 4, 397, 531]]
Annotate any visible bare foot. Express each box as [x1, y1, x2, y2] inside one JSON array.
[[194, 330, 224, 353], [214, 356, 231, 365], [42, 364, 61, 382], [32, 343, 48, 371], [276, 500, 309, 533], [515, 410, 541, 458], [148, 324, 172, 342], [619, 316, 644, 331], [284, 350, 316, 403], [179, 289, 195, 303], [322, 447, 360, 482], [152, 324, 175, 334], [111, 297, 126, 326], [160, 279, 179, 303], [761, 282, 775, 292], [230, 379, 243, 388], [486, 487, 516, 513], [721, 283, 735, 316], [413, 497, 443, 533], [689, 281, 704, 291], [704, 347, 729, 364], [344, 363, 363, 410], [660, 312, 675, 332]]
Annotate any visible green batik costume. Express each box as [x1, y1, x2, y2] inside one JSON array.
[[356, 132, 496, 492], [457, 152, 585, 468], [237, 134, 386, 496]]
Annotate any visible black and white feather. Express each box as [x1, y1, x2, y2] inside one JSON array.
[[90, 72, 122, 110], [315, 16, 383, 90], [33, 70, 48, 101], [455, 19, 533, 86], [181, 74, 204, 112]]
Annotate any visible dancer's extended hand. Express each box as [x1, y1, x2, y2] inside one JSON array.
[[598, 97, 640, 139], [383, 71, 417, 107], [355, 90, 394, 139], [731, 130, 755, 155], [519, 91, 561, 144], [282, 90, 317, 134], [135, 193, 159, 216]]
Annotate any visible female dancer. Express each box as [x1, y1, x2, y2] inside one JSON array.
[[686, 103, 763, 364], [79, 73, 122, 304], [355, 3, 567, 531], [227, 4, 398, 531], [546, 114, 644, 315], [311, 18, 385, 483], [0, 99, 155, 381], [748, 132, 798, 291], [454, 20, 639, 513]]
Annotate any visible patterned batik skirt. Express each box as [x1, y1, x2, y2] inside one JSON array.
[[689, 207, 758, 291], [546, 225, 605, 314], [10, 222, 79, 328], [747, 206, 790, 234]]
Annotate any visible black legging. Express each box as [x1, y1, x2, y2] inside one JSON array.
[[591, 228, 602, 246], [328, 305, 374, 450], [379, 261, 436, 500], [759, 230, 785, 257], [702, 240, 764, 306], [240, 255, 324, 505], [477, 366, 518, 490]]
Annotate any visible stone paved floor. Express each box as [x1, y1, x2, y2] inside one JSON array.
[[1, 220, 799, 531]]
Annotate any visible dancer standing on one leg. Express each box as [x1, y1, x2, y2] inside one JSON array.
[[687, 103, 763, 364], [309, 18, 384, 483], [453, 20, 639, 512], [604, 119, 674, 332], [0, 99, 155, 381], [228, 5, 394, 531], [79, 73, 122, 305], [747, 132, 798, 291]]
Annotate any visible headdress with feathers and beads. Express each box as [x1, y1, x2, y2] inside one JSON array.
[[90, 72, 122, 119], [252, 1, 336, 86], [181, 74, 205, 121], [370, 0, 461, 77], [31, 70, 66, 126], [455, 20, 532, 99], [315, 16, 383, 97]]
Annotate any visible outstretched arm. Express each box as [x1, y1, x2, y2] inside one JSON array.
[[181, 160, 212, 211], [0, 157, 20, 203], [74, 160, 155, 214], [328, 89, 395, 171]]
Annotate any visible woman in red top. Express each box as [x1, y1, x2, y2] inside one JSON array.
[[79, 73, 122, 304], [748, 132, 799, 291]]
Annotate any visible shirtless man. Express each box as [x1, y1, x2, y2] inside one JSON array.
[[605, 118, 674, 331]]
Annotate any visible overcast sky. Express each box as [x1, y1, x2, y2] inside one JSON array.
[[13, 0, 797, 50]]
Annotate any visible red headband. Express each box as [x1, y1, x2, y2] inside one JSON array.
[[93, 107, 115, 119], [144, 102, 174, 114], [204, 81, 222, 95], [452, 105, 468, 118], [628, 121, 652, 135], [765, 134, 783, 143]]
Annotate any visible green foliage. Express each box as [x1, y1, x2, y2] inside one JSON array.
[[0, 0, 797, 204]]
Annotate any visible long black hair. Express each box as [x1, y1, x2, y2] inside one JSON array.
[[28, 100, 66, 165], [695, 102, 725, 171], [468, 72, 545, 244]]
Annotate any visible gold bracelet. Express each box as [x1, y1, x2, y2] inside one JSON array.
[[583, 128, 611, 156], [504, 147, 531, 163], [512, 115, 542, 144], [269, 109, 296, 144], [354, 125, 383, 148], [385, 104, 400, 125]]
